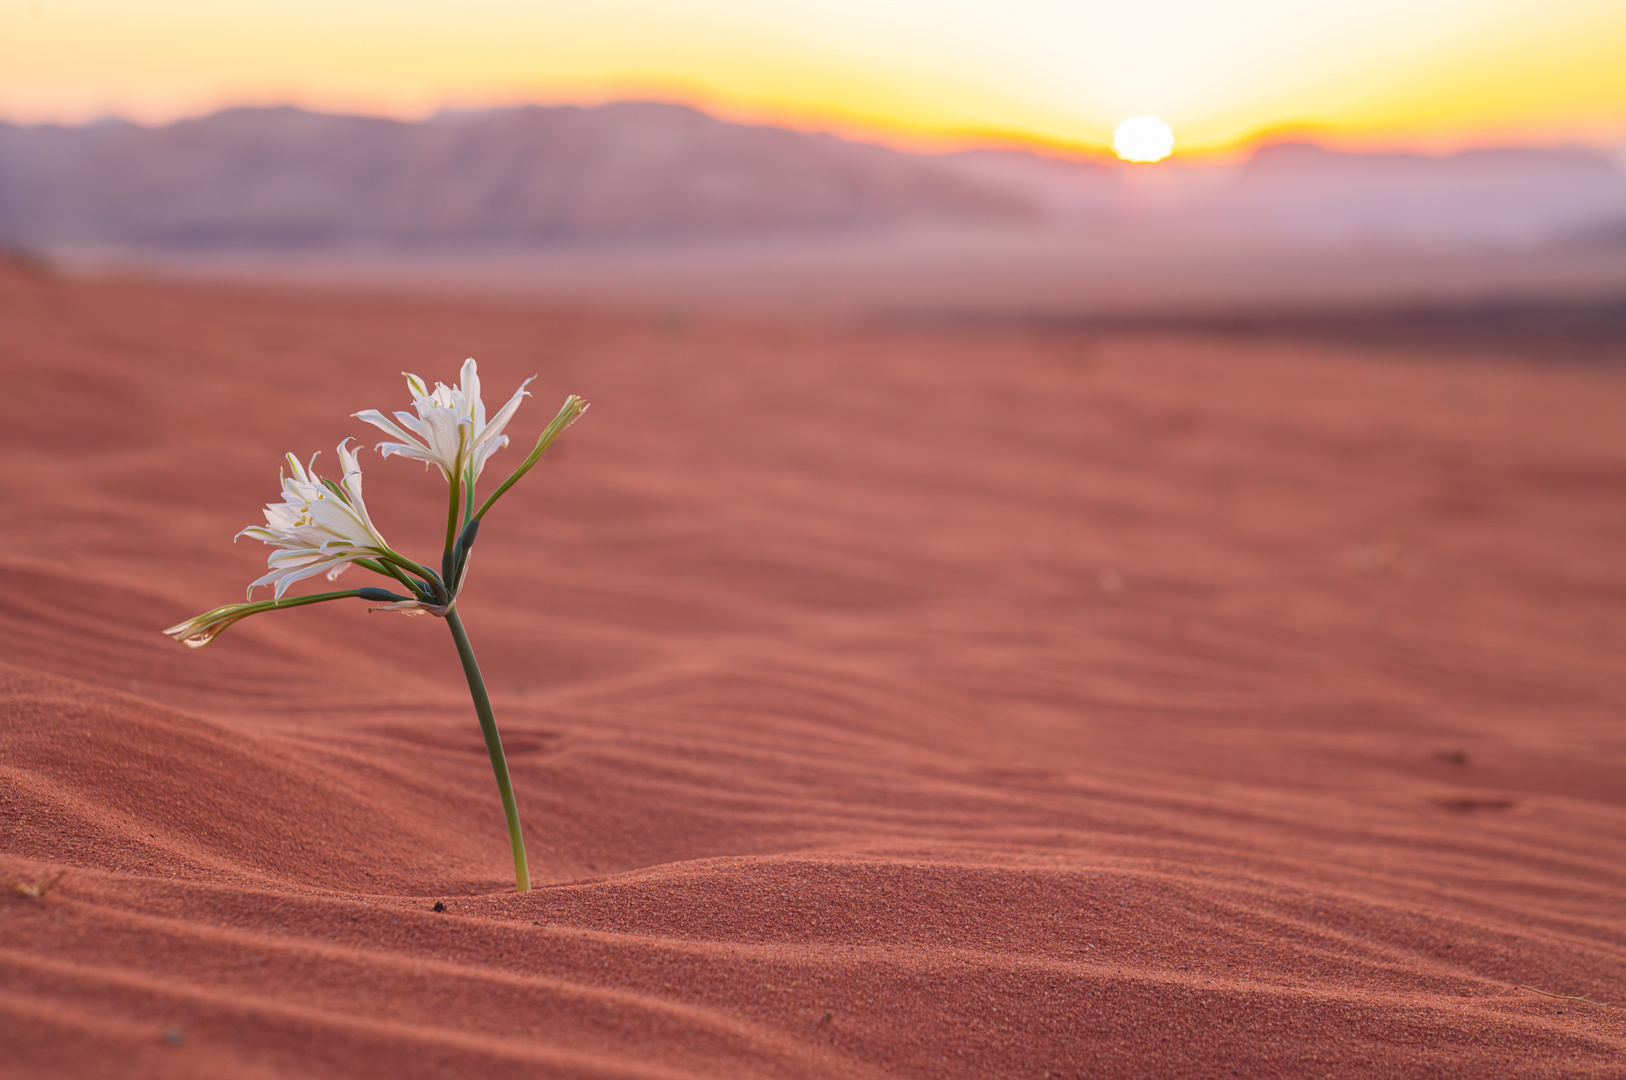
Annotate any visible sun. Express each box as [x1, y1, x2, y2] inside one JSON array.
[[1112, 116, 1175, 163]]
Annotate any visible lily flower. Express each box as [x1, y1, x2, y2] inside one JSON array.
[[238, 440, 396, 600], [353, 358, 532, 486]]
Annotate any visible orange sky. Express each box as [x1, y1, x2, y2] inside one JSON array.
[[2, 0, 1623, 156]]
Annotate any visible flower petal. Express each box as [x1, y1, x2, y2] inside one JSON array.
[[461, 358, 483, 427], [471, 376, 533, 454], [353, 408, 426, 450]]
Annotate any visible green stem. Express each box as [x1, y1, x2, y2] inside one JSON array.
[[445, 607, 531, 892], [166, 588, 370, 647], [378, 550, 448, 603], [358, 557, 430, 599], [474, 395, 586, 522], [445, 468, 462, 553], [267, 589, 364, 609], [445, 427, 469, 553]]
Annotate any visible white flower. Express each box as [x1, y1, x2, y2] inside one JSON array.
[[353, 358, 532, 486], [238, 440, 394, 600]]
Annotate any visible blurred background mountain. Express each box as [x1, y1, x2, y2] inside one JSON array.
[[5, 102, 1625, 320], [0, 103, 1037, 248]]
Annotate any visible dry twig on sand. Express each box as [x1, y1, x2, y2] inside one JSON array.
[[1518, 985, 1607, 1006]]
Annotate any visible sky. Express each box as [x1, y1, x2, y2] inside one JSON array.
[[2, 0, 1624, 156]]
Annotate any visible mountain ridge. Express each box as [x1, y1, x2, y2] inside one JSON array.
[[0, 101, 1035, 250], [2, 102, 1624, 252]]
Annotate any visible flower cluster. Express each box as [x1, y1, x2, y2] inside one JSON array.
[[164, 359, 586, 647]]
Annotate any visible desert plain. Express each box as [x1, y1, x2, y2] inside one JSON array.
[[2, 257, 1626, 1078]]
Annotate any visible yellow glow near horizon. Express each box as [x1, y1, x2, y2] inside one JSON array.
[[0, 0, 1623, 156]]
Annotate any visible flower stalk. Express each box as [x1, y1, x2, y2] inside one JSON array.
[[445, 607, 529, 891]]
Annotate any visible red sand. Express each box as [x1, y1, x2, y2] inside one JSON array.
[[3, 265, 1625, 1077]]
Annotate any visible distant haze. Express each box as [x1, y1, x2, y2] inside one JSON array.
[[3, 103, 1625, 255], [5, 103, 1626, 321]]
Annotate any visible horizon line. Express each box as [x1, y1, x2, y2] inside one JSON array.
[[4, 95, 1623, 165]]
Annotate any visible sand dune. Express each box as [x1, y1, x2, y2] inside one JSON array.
[[3, 262, 1626, 1076]]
